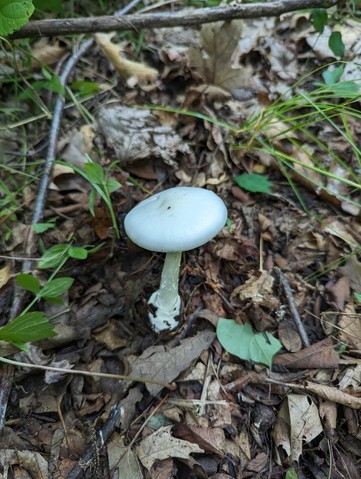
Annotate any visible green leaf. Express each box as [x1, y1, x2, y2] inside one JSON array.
[[0, 312, 56, 343], [355, 292, 361, 302], [234, 174, 273, 194], [328, 31, 345, 57], [16, 273, 41, 294], [249, 332, 282, 367], [311, 8, 328, 33], [32, 77, 64, 94], [0, 0, 34, 36], [32, 222, 55, 233], [322, 64, 344, 86], [216, 319, 253, 361], [216, 318, 282, 367], [106, 178, 122, 194], [88, 187, 97, 217], [71, 80, 100, 96], [69, 246, 88, 260], [38, 277, 74, 298], [84, 162, 105, 185], [285, 468, 299, 479], [38, 244, 70, 269]]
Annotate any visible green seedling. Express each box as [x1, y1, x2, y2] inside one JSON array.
[[59, 159, 122, 239]]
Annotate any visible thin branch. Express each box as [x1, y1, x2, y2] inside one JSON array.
[[11, 0, 339, 39], [274, 267, 311, 347]]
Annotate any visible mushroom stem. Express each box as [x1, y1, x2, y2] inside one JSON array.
[[148, 251, 182, 332]]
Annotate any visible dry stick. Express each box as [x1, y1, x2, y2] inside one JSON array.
[[274, 267, 310, 347], [11, 0, 339, 39], [0, 0, 143, 434], [66, 403, 122, 479]]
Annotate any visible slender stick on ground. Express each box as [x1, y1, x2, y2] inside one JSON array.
[[274, 267, 311, 347], [11, 0, 339, 39]]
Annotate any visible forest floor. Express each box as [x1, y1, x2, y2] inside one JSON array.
[[1, 3, 361, 478]]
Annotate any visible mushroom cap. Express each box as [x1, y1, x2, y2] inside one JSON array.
[[124, 187, 227, 253]]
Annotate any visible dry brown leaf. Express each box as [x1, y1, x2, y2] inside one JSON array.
[[174, 423, 226, 456], [325, 276, 350, 311], [339, 256, 361, 293], [339, 302, 361, 349], [0, 449, 48, 478], [231, 271, 279, 309], [188, 20, 249, 92], [97, 105, 190, 165], [0, 260, 12, 288], [273, 394, 322, 462], [338, 364, 361, 391], [323, 220, 360, 250], [319, 400, 337, 431], [305, 381, 361, 410], [108, 435, 143, 479], [273, 338, 339, 369], [136, 425, 204, 470], [95, 33, 158, 81], [31, 38, 67, 67], [278, 321, 302, 352], [131, 330, 215, 396]]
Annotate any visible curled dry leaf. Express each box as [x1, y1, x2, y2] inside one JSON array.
[[95, 33, 158, 82], [273, 337, 339, 369], [305, 381, 361, 410]]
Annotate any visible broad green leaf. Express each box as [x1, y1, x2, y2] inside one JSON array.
[[285, 468, 299, 479], [234, 174, 272, 195], [249, 332, 282, 367], [39, 244, 70, 269], [32, 222, 55, 233], [217, 318, 282, 367], [311, 9, 328, 33], [216, 319, 253, 361], [16, 273, 41, 294], [106, 178, 122, 194], [84, 162, 105, 185], [0, 0, 34, 36], [38, 277, 74, 298], [71, 80, 100, 96], [328, 31, 345, 57], [355, 293, 361, 302], [69, 246, 88, 260], [322, 65, 344, 86], [0, 312, 56, 343]]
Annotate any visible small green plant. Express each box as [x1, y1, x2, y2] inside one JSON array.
[[0, 242, 96, 350], [60, 160, 122, 239], [311, 8, 345, 57], [216, 318, 282, 367]]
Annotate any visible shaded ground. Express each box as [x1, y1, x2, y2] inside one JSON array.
[[1, 6, 361, 479]]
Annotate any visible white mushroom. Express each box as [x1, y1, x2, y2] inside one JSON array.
[[124, 187, 227, 332]]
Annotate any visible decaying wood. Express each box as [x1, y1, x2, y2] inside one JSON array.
[[11, 0, 340, 39]]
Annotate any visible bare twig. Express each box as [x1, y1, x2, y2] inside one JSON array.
[[274, 267, 310, 347], [11, 0, 339, 39], [66, 404, 122, 479]]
